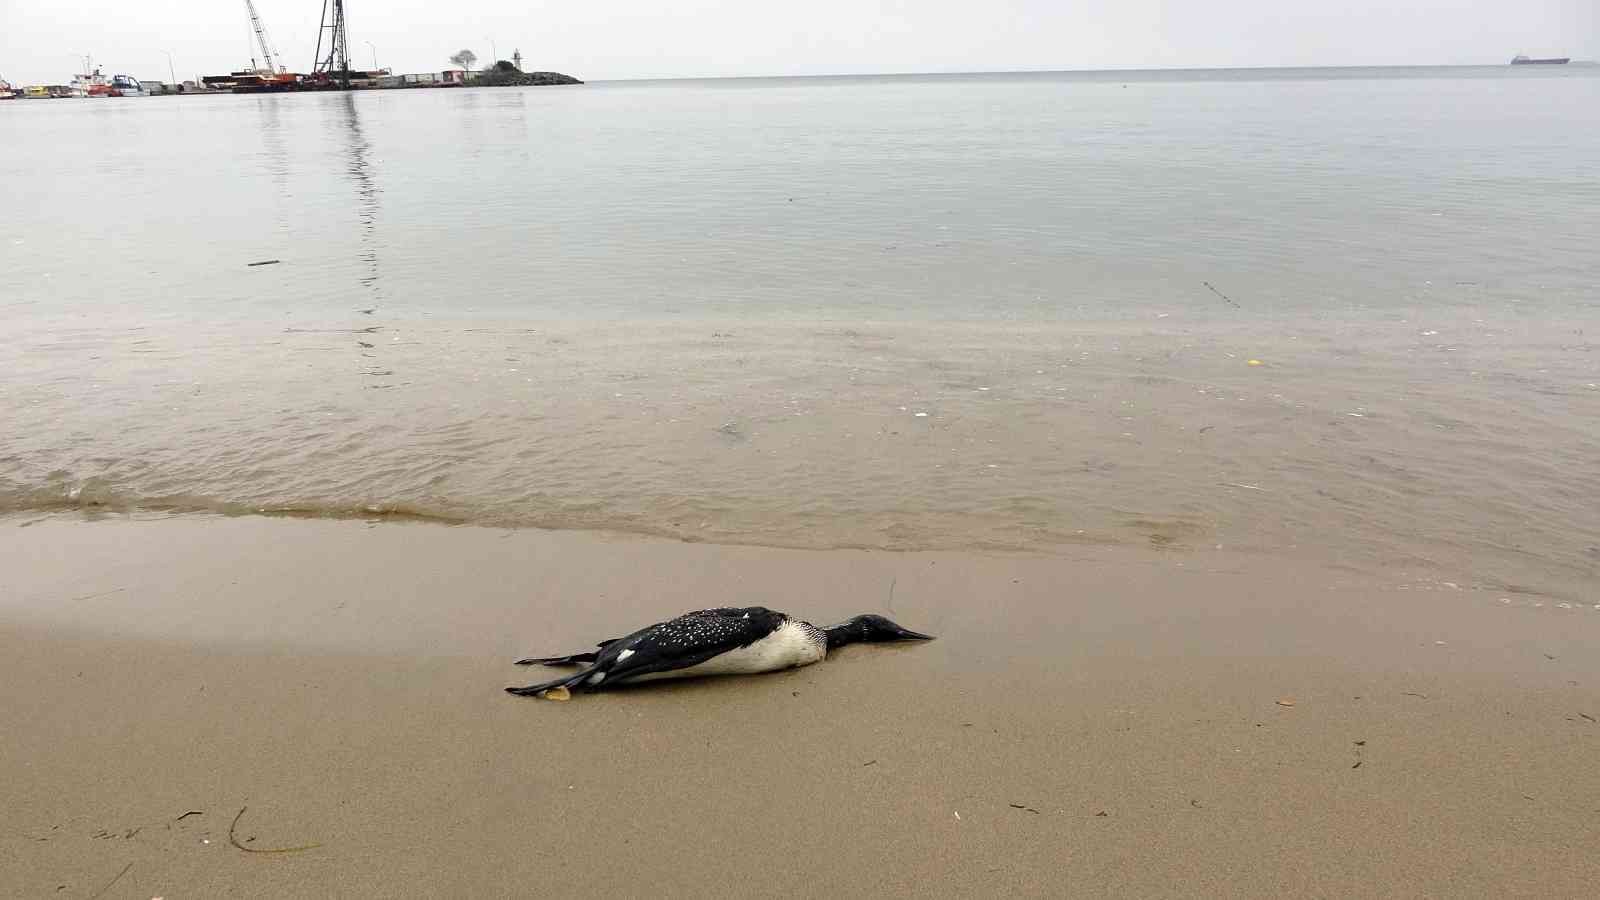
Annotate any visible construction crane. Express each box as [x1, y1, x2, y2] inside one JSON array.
[[312, 0, 352, 87], [242, 0, 283, 74]]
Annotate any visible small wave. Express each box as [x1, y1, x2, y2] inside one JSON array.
[[0, 476, 466, 527], [1, 462, 1592, 605], [0, 472, 1071, 554]]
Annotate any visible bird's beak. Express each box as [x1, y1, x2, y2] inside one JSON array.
[[892, 626, 935, 641]]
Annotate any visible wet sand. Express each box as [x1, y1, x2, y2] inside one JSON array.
[[4, 514, 1599, 897]]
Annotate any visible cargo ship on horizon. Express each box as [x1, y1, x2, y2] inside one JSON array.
[[1511, 55, 1569, 65]]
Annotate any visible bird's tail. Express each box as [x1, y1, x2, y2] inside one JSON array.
[[506, 665, 598, 697]]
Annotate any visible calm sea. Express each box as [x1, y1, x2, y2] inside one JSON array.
[[3, 67, 1597, 599]]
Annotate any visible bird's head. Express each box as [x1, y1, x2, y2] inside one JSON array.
[[825, 614, 934, 649]]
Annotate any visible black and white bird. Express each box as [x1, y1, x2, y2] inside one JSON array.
[[506, 606, 933, 698]]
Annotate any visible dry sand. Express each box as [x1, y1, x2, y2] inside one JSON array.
[[3, 514, 1598, 897]]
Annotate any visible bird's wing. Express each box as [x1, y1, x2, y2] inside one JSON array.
[[681, 606, 769, 619], [593, 608, 784, 685], [512, 632, 648, 667], [512, 635, 627, 667], [514, 650, 600, 667]]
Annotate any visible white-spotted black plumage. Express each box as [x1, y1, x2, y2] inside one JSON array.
[[507, 606, 932, 698]]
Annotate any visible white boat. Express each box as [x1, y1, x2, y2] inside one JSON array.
[[109, 74, 148, 97], [70, 67, 110, 97]]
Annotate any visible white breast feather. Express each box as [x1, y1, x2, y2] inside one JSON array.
[[632, 619, 825, 682]]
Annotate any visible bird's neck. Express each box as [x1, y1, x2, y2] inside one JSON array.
[[824, 620, 864, 651]]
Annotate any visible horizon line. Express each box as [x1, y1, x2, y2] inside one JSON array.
[[584, 60, 1595, 84]]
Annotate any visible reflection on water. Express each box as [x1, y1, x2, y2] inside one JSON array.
[[257, 97, 289, 185], [256, 97, 293, 240], [492, 91, 531, 165], [335, 92, 382, 299]]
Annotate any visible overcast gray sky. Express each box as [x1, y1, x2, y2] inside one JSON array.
[[2, 0, 1594, 85]]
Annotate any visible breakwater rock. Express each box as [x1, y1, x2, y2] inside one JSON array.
[[480, 69, 584, 87]]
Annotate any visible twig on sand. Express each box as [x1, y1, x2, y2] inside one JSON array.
[[887, 577, 897, 611], [174, 810, 204, 821], [88, 862, 133, 900], [1202, 281, 1240, 308], [284, 326, 381, 334], [228, 806, 322, 855], [1009, 803, 1040, 814], [247, 259, 281, 267], [67, 588, 126, 603]]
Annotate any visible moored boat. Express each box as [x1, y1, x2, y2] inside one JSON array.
[[1510, 55, 1570, 65], [200, 68, 301, 93], [71, 67, 112, 96], [109, 74, 148, 97]]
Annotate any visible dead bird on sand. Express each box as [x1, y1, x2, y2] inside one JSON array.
[[507, 606, 932, 699]]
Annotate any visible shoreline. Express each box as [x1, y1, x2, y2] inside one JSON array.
[[5, 513, 1598, 895], [7, 307, 1595, 603]]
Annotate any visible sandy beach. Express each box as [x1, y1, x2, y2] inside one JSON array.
[[6, 55, 1598, 900], [4, 513, 1598, 897]]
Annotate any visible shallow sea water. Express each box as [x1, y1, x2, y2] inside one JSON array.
[[2, 67, 1597, 599]]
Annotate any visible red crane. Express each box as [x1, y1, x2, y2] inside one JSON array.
[[242, 0, 283, 74]]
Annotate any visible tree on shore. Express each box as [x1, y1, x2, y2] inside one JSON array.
[[449, 49, 477, 71]]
